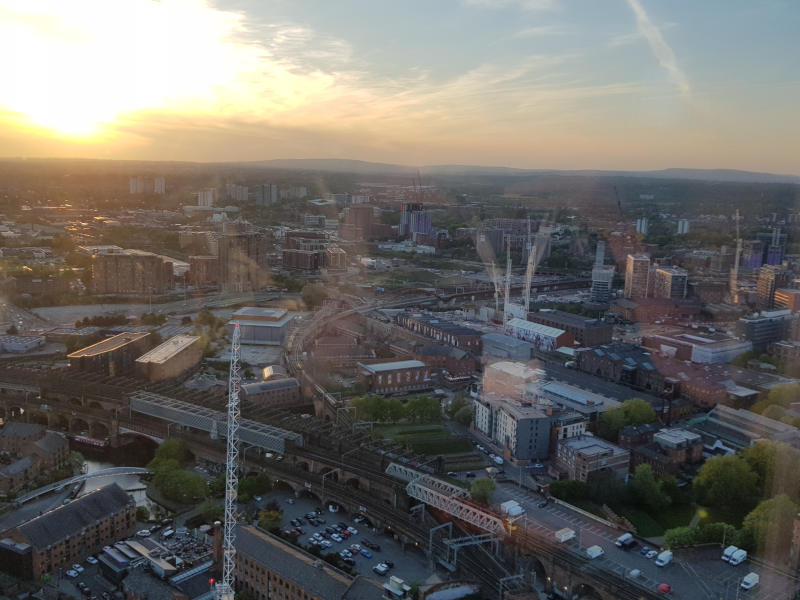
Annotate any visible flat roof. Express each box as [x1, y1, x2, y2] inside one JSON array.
[[482, 333, 533, 349], [542, 381, 609, 407], [562, 435, 628, 457], [359, 360, 426, 373], [232, 307, 288, 320], [135, 335, 201, 365], [67, 332, 150, 358]]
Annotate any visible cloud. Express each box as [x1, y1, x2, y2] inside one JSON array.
[[625, 0, 690, 96], [512, 25, 565, 38], [463, 0, 555, 11]]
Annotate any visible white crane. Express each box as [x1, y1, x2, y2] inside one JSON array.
[[216, 323, 242, 600], [503, 236, 512, 324], [731, 209, 742, 303]]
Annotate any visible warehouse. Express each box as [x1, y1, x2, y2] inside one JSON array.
[[481, 333, 534, 361], [135, 335, 203, 382], [358, 360, 430, 394], [227, 307, 293, 345], [504, 318, 574, 352], [67, 332, 151, 376], [528, 309, 612, 346], [241, 378, 302, 408]]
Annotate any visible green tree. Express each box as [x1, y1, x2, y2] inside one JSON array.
[[351, 395, 383, 422], [694, 522, 737, 545], [405, 396, 441, 423], [693, 455, 759, 516], [663, 526, 695, 548], [257, 509, 283, 532], [731, 350, 755, 367], [68, 451, 85, 472], [446, 396, 468, 419], [741, 494, 798, 557], [630, 465, 670, 512], [762, 404, 786, 420], [621, 398, 656, 426], [751, 383, 800, 414], [597, 408, 627, 441], [301, 283, 327, 308], [585, 470, 630, 506], [239, 474, 271, 497], [549, 480, 589, 503], [453, 405, 473, 427], [208, 475, 226, 498], [385, 398, 405, 422], [742, 440, 800, 501], [152, 439, 191, 464], [136, 506, 150, 522], [659, 475, 684, 505], [470, 477, 496, 505]]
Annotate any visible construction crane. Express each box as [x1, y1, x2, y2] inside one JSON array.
[[730, 209, 742, 303], [503, 236, 512, 324], [216, 323, 242, 600]]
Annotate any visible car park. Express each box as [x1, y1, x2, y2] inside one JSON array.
[[320, 540, 332, 548], [641, 546, 651, 556], [382, 560, 394, 568], [343, 557, 355, 566]]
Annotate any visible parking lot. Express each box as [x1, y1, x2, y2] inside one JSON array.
[[253, 489, 432, 586]]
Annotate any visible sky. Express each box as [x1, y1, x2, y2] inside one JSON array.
[[0, 0, 797, 173]]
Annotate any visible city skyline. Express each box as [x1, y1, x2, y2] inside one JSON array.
[[0, 0, 798, 174]]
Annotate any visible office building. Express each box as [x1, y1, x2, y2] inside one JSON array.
[[555, 434, 630, 482], [357, 360, 430, 394], [135, 335, 203, 382], [91, 249, 174, 295], [677, 219, 690, 235], [590, 265, 615, 303], [775, 289, 800, 312], [233, 524, 388, 600], [528, 310, 612, 346], [129, 176, 145, 194], [227, 308, 293, 345], [218, 232, 269, 292], [68, 332, 152, 376], [737, 309, 792, 352], [0, 483, 135, 580], [504, 318, 573, 352], [654, 267, 688, 300], [624, 254, 651, 299], [757, 265, 790, 309]]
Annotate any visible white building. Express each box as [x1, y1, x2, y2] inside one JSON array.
[[227, 307, 293, 345]]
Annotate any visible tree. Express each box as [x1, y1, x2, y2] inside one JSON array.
[[301, 283, 327, 308], [239, 473, 271, 497], [694, 522, 737, 545], [453, 405, 473, 427], [152, 439, 191, 464], [663, 526, 695, 548], [208, 475, 226, 498], [257, 509, 283, 532], [585, 470, 630, 506], [659, 475, 684, 505], [136, 506, 150, 522], [751, 383, 800, 414], [405, 396, 441, 423], [68, 451, 85, 472], [446, 396, 468, 419], [742, 440, 800, 501], [630, 465, 670, 512], [693, 455, 759, 515], [549, 480, 589, 503], [597, 408, 627, 441], [621, 398, 656, 426], [470, 477, 496, 504], [741, 494, 798, 557], [762, 404, 786, 421]]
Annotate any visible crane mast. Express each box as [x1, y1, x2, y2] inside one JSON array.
[[503, 236, 512, 324], [216, 323, 241, 600]]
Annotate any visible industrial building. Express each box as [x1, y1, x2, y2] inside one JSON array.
[[690, 404, 800, 451], [0, 335, 45, 353], [135, 335, 203, 382], [0, 483, 135, 580], [357, 360, 430, 394], [481, 333, 534, 361], [67, 332, 151, 376], [227, 307, 293, 345], [91, 249, 174, 295], [554, 434, 630, 482], [528, 310, 612, 346], [241, 378, 302, 408], [503, 318, 573, 352], [395, 312, 483, 352]]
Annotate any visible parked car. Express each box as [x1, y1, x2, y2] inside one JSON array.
[[360, 548, 372, 559], [342, 557, 356, 566], [640, 546, 652, 556], [331, 533, 343, 543], [347, 526, 358, 535], [66, 570, 79, 579], [137, 529, 151, 538], [86, 556, 98, 565], [340, 550, 353, 559], [373, 563, 389, 575], [382, 560, 395, 568], [646, 550, 658, 560], [72, 564, 84, 573], [349, 544, 362, 553]]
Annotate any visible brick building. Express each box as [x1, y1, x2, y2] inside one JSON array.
[[0, 483, 135, 580], [91, 250, 174, 295], [554, 434, 630, 481], [528, 310, 612, 346], [395, 312, 483, 353], [218, 232, 270, 292], [0, 427, 70, 495], [358, 360, 430, 394], [241, 379, 302, 408], [630, 428, 704, 478], [188, 255, 219, 287]]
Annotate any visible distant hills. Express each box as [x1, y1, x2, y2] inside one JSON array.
[[247, 158, 800, 184]]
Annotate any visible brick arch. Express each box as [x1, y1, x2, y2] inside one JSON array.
[[70, 417, 90, 434], [90, 421, 110, 439]]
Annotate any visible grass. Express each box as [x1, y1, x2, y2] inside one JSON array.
[[617, 503, 697, 538], [409, 438, 473, 456], [373, 424, 450, 442]]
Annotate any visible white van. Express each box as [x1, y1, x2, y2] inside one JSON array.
[[655, 550, 673, 567], [555, 528, 576, 543], [741, 572, 759, 590], [722, 545, 739, 562], [729, 549, 748, 566], [586, 545, 605, 559]]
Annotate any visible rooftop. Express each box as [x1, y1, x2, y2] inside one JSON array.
[[14, 483, 133, 550], [561, 434, 628, 458], [0, 422, 44, 439], [506, 318, 565, 338], [232, 307, 289, 321], [67, 332, 150, 358], [482, 332, 534, 350], [359, 360, 426, 373], [242, 378, 300, 395], [235, 524, 354, 600], [541, 381, 612, 408], [402, 313, 482, 336], [532, 310, 610, 329], [135, 335, 201, 365]]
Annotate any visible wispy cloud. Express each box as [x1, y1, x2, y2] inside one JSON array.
[[512, 25, 565, 39], [625, 0, 690, 96]]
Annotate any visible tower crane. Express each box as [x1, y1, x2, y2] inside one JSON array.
[[216, 323, 241, 600]]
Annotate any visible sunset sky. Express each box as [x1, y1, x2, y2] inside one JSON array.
[[0, 0, 797, 173]]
